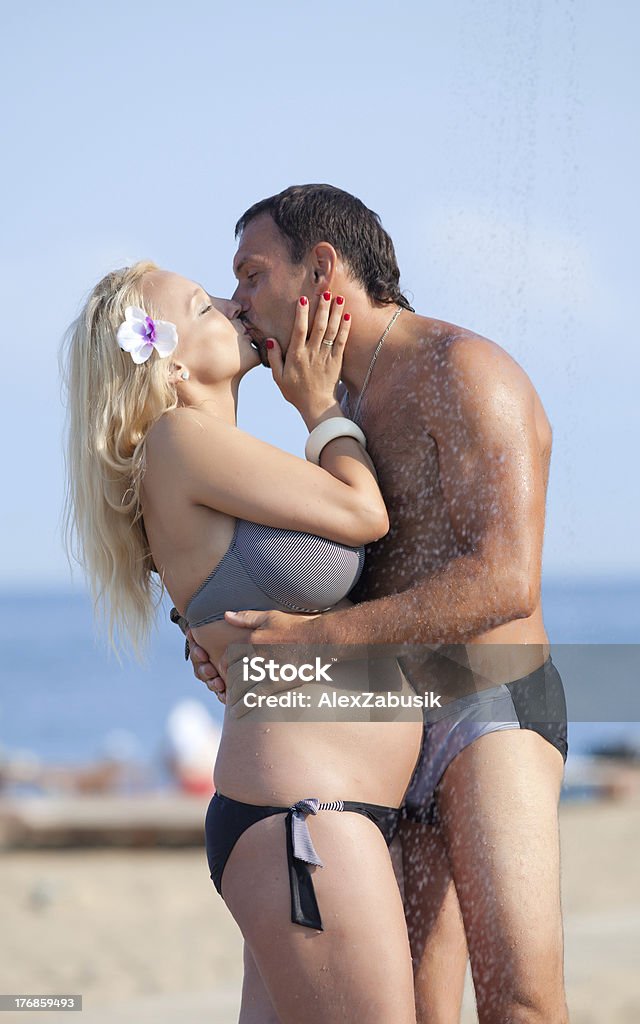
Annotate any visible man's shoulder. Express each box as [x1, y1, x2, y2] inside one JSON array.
[[412, 316, 530, 390], [402, 317, 538, 435]]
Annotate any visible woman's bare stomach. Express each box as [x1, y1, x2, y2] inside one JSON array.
[[213, 657, 423, 809]]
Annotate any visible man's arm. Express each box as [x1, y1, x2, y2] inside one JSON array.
[[228, 336, 547, 647]]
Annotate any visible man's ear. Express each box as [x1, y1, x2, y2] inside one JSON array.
[[310, 242, 338, 291]]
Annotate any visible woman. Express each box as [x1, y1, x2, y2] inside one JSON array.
[[62, 261, 422, 1023]]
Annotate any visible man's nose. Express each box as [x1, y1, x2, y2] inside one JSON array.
[[231, 281, 250, 310], [216, 297, 243, 320]]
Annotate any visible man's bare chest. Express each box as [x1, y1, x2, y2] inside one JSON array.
[[349, 393, 459, 600]]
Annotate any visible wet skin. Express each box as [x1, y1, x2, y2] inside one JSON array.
[[338, 317, 552, 640], [217, 310, 553, 684]]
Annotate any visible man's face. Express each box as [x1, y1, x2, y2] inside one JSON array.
[[232, 214, 310, 363]]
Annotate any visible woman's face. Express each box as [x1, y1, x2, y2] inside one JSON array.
[[141, 270, 261, 384]]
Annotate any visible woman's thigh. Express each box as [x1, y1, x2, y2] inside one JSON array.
[[222, 810, 416, 1024], [239, 943, 281, 1024]]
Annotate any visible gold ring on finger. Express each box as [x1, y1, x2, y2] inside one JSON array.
[[321, 340, 335, 347]]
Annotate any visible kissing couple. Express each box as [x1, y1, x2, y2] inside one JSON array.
[[63, 184, 568, 1023]]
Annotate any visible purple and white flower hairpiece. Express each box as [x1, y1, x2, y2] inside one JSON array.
[[117, 306, 178, 364]]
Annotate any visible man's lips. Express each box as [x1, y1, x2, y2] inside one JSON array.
[[240, 318, 261, 341]]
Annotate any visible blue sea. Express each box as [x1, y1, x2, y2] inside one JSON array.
[[1, 579, 639, 784]]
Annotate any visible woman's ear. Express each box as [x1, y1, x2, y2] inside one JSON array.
[[169, 363, 190, 384], [310, 242, 338, 291]]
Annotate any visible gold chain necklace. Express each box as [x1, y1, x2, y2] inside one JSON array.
[[349, 307, 403, 424]]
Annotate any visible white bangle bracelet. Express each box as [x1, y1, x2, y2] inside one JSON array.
[[305, 417, 368, 465]]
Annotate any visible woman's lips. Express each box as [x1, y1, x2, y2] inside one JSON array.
[[241, 321, 270, 365]]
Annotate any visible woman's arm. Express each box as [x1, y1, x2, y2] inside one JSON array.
[[148, 412, 386, 546], [145, 299, 388, 547]]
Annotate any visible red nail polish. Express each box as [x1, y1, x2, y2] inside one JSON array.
[[343, 313, 351, 321], [336, 295, 344, 305], [266, 339, 274, 350], [299, 296, 308, 306], [323, 291, 331, 301]]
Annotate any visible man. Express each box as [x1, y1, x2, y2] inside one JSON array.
[[185, 184, 569, 1024]]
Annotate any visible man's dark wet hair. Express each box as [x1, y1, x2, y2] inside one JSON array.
[[235, 184, 414, 311]]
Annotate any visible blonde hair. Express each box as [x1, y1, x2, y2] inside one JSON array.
[[61, 261, 178, 655]]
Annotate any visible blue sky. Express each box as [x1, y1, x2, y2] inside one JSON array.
[[1, 0, 638, 589]]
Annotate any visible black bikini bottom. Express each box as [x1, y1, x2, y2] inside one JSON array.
[[205, 791, 400, 931]]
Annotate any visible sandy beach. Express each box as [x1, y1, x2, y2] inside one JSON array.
[[1, 799, 639, 1024]]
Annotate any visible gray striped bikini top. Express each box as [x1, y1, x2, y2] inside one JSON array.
[[183, 519, 365, 628]]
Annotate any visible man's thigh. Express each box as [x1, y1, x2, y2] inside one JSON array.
[[437, 728, 567, 1021]]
